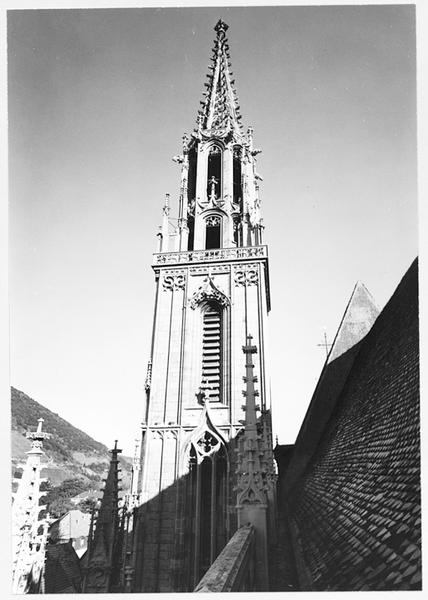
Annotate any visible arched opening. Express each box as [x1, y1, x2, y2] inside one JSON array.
[[205, 215, 221, 250], [233, 216, 242, 247], [201, 301, 222, 402], [233, 147, 242, 207], [186, 439, 229, 588], [187, 216, 195, 251], [207, 146, 222, 199], [187, 148, 197, 251]]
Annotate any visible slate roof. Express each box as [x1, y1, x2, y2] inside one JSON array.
[[279, 259, 420, 590], [44, 541, 82, 593]]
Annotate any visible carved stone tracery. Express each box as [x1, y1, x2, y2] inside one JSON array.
[[162, 272, 186, 291], [183, 399, 227, 466], [190, 275, 229, 309], [234, 264, 259, 286], [205, 215, 221, 227]]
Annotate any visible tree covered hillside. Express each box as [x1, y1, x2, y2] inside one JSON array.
[[11, 387, 132, 516], [12, 387, 108, 463]]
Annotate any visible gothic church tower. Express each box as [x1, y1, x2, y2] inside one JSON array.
[[134, 20, 272, 592]]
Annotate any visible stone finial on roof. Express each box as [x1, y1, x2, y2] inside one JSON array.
[[26, 417, 51, 453]]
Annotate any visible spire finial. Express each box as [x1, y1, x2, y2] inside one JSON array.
[[214, 19, 229, 38], [26, 417, 50, 452]]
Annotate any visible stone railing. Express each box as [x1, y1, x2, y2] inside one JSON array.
[[193, 525, 255, 593], [153, 245, 267, 266]]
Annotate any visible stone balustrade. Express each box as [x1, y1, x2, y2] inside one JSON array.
[[153, 245, 268, 266], [193, 525, 255, 593]]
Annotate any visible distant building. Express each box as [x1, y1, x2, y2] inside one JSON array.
[[69, 489, 98, 507], [49, 510, 91, 558]]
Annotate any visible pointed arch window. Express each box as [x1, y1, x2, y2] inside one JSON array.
[[207, 146, 222, 199], [187, 148, 197, 251], [233, 146, 242, 207], [186, 433, 229, 587], [205, 215, 221, 250]]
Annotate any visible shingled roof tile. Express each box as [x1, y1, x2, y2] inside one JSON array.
[[277, 259, 420, 591]]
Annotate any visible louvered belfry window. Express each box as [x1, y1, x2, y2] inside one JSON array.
[[201, 302, 222, 402]]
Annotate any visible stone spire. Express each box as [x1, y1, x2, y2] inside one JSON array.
[[236, 335, 266, 506], [196, 19, 243, 138], [82, 440, 123, 593], [235, 335, 270, 590], [12, 418, 51, 594]]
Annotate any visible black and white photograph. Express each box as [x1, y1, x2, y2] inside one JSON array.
[[7, 1, 422, 594]]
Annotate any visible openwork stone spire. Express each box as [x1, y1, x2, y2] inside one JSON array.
[[83, 441, 123, 593], [235, 336, 270, 590], [12, 418, 50, 594], [196, 19, 242, 138], [236, 335, 266, 506]]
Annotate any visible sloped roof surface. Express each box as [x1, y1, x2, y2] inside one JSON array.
[[45, 542, 82, 593], [284, 279, 379, 491], [284, 259, 420, 590], [328, 281, 379, 363]]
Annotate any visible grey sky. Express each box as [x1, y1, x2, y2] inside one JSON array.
[[9, 5, 417, 454]]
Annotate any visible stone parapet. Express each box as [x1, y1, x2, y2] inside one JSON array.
[[194, 525, 255, 592], [153, 245, 268, 267]]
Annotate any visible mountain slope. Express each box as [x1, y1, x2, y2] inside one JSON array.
[[11, 387, 132, 490]]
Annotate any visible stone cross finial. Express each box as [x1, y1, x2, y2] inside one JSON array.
[[26, 418, 50, 445], [214, 19, 229, 38]]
